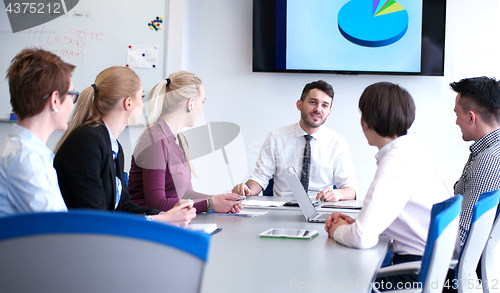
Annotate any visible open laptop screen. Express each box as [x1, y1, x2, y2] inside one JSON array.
[[283, 167, 319, 220]]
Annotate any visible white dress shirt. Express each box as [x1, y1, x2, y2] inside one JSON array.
[[333, 134, 452, 255], [0, 124, 67, 216], [249, 123, 357, 197]]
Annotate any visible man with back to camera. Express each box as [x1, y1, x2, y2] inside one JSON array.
[[451, 77, 500, 246], [232, 80, 357, 201]]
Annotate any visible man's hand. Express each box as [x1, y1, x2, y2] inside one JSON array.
[[317, 187, 342, 201], [232, 183, 252, 196]]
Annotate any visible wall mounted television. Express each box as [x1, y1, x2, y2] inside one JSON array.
[[253, 0, 446, 76]]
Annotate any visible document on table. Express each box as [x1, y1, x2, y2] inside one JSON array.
[[215, 210, 268, 217], [242, 200, 287, 208], [186, 223, 218, 234]]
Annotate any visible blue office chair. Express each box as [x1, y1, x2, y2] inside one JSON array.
[[263, 177, 274, 196], [454, 189, 500, 293], [124, 171, 129, 186], [374, 195, 463, 293], [0, 211, 210, 293], [481, 205, 500, 293]]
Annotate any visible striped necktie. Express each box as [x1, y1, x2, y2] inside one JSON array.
[[300, 135, 312, 192]]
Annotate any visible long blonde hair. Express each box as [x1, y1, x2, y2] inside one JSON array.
[[147, 70, 202, 176], [55, 66, 141, 153], [147, 70, 202, 127]]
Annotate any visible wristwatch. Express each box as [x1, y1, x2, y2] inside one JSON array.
[[145, 215, 154, 221], [207, 197, 214, 213]]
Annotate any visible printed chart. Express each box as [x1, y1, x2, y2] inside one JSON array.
[[338, 0, 409, 47]]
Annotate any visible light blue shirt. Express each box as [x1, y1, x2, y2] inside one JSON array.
[[104, 123, 122, 209], [0, 124, 67, 216]]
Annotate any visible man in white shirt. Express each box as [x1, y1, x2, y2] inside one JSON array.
[[232, 80, 357, 201]]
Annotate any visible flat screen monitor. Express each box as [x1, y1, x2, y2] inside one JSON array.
[[253, 0, 446, 76]]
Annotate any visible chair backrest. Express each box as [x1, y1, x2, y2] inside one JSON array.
[[481, 190, 500, 293], [124, 171, 129, 186], [418, 195, 462, 293], [263, 177, 274, 196], [0, 210, 210, 293], [457, 189, 500, 293]]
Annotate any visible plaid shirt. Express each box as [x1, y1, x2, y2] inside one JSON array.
[[454, 128, 500, 245]]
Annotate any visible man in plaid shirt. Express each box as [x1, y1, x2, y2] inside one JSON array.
[[451, 76, 500, 246]]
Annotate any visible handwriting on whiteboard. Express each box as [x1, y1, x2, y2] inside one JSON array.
[[27, 25, 104, 62]]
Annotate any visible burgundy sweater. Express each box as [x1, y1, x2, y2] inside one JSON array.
[[128, 119, 208, 212]]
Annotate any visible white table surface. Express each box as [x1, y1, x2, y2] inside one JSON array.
[[192, 196, 389, 293]]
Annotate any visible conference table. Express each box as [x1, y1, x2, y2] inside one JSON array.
[[191, 196, 390, 293]]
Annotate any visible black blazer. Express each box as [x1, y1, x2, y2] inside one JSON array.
[[54, 123, 160, 215]]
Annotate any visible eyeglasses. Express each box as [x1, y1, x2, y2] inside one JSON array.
[[42, 91, 80, 104], [66, 91, 80, 103]]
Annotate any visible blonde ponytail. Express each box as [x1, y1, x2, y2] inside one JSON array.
[[146, 80, 168, 127], [146, 71, 202, 127], [55, 66, 140, 153], [178, 132, 197, 178]]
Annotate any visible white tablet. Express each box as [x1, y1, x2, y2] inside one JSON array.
[[259, 228, 319, 240]]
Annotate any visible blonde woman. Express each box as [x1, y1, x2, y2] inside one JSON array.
[[128, 71, 242, 214], [54, 66, 195, 226]]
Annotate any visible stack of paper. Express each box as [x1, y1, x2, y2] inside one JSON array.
[[215, 210, 268, 217], [187, 223, 218, 234], [242, 200, 287, 208]]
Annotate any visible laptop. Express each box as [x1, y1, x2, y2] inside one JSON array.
[[283, 166, 332, 223]]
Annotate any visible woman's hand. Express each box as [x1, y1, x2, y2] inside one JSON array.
[[212, 193, 244, 213], [153, 199, 196, 227]]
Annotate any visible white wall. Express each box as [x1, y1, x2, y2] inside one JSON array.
[[173, 0, 500, 199], [0, 0, 499, 200]]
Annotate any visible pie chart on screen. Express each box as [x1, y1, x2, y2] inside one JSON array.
[[338, 0, 409, 47]]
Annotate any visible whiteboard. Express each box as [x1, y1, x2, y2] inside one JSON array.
[[0, 0, 167, 119]]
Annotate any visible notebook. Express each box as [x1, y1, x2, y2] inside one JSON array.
[[283, 166, 332, 223], [187, 223, 219, 234]]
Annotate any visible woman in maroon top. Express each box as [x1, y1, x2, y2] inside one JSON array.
[[128, 71, 242, 213]]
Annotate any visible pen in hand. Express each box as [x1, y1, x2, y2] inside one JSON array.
[[178, 199, 194, 210]]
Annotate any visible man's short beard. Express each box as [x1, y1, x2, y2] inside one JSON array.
[[301, 111, 326, 128]]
